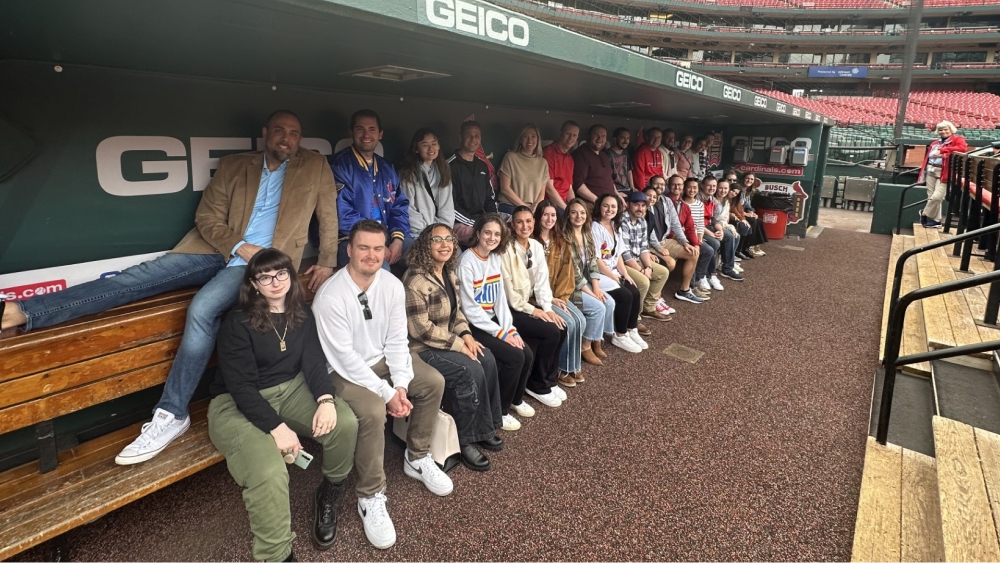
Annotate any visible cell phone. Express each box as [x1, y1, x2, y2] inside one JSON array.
[[293, 450, 313, 470]]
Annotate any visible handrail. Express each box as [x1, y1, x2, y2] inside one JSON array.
[[895, 181, 927, 235], [876, 267, 1000, 444]]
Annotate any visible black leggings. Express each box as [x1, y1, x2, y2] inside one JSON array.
[[742, 216, 768, 250], [510, 310, 567, 394], [470, 326, 533, 414], [608, 281, 640, 333]]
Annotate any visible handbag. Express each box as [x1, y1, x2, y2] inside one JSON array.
[[392, 409, 462, 472]]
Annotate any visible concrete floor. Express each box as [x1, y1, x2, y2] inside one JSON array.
[[817, 207, 874, 233]]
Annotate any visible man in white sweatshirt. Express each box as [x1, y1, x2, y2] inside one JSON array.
[[312, 219, 448, 550]]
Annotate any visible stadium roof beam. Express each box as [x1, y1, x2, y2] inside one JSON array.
[[0, 0, 832, 127]]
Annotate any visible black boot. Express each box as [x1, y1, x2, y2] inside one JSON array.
[[460, 444, 490, 471], [282, 551, 297, 562], [313, 479, 343, 550]]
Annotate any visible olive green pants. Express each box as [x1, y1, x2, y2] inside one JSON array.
[[208, 374, 358, 562]]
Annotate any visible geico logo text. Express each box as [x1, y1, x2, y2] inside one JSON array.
[[675, 70, 704, 92], [95, 136, 332, 197], [722, 85, 742, 102], [426, 0, 529, 46], [754, 95, 768, 108]]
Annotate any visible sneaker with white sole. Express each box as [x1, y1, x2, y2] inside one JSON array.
[[403, 450, 453, 497], [697, 277, 711, 292], [627, 329, 649, 350], [692, 286, 712, 300], [115, 408, 190, 465], [719, 270, 744, 282], [501, 414, 521, 431], [510, 401, 535, 418], [525, 389, 562, 408], [733, 264, 743, 274], [358, 492, 396, 549], [709, 275, 725, 291], [611, 334, 642, 353], [734, 255, 742, 262], [550, 386, 567, 401], [674, 289, 703, 304], [752, 246, 765, 256]]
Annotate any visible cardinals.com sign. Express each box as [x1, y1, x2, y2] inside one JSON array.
[[759, 181, 809, 225]]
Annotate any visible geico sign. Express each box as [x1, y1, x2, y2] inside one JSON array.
[[95, 136, 332, 197], [426, 0, 529, 47], [731, 135, 813, 151], [775, 102, 787, 113], [722, 85, 742, 102], [675, 70, 704, 92], [754, 95, 768, 108]]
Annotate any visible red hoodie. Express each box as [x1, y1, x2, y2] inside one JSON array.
[[919, 134, 968, 183], [631, 144, 663, 191]]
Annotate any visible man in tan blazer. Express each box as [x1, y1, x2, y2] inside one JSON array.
[[1, 110, 338, 465]]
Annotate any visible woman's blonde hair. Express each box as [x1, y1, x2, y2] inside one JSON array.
[[936, 121, 958, 134], [512, 123, 544, 157]]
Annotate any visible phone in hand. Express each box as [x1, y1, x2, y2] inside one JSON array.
[[293, 450, 313, 470]]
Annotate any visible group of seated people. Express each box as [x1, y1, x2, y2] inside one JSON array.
[[0, 109, 770, 561]]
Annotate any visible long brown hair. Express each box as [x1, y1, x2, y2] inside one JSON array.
[[532, 199, 568, 255], [559, 198, 596, 260], [239, 248, 308, 333], [398, 128, 452, 188], [471, 212, 511, 255]]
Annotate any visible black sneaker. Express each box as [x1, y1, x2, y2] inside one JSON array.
[[719, 270, 744, 282]]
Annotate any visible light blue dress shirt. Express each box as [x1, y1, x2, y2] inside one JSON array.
[[229, 156, 287, 267]]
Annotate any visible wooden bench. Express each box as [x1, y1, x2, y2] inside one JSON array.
[[0, 289, 223, 560]]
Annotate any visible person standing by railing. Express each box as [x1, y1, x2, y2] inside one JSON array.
[[919, 120, 968, 229]]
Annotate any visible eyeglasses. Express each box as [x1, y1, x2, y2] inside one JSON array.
[[430, 235, 457, 244], [524, 247, 533, 270], [255, 270, 289, 286], [357, 292, 372, 321]]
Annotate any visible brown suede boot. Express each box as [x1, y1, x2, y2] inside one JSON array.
[[582, 346, 603, 366], [592, 339, 609, 359]]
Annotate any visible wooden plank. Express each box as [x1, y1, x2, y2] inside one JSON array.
[[882, 234, 908, 362], [0, 337, 181, 410], [0, 362, 171, 435], [914, 227, 956, 350], [933, 416, 1000, 562], [0, 419, 222, 560], [0, 402, 210, 502], [852, 436, 903, 562], [974, 427, 1000, 553], [0, 303, 188, 384], [901, 449, 945, 562], [931, 247, 984, 349]]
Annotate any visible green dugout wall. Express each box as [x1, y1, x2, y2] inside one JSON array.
[[0, 0, 834, 275]]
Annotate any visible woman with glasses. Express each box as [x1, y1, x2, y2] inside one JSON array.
[[403, 224, 503, 471], [560, 198, 616, 365], [590, 194, 645, 353], [457, 212, 534, 430], [500, 206, 569, 409], [208, 249, 358, 562]]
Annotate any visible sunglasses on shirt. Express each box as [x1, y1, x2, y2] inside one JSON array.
[[357, 292, 372, 321]]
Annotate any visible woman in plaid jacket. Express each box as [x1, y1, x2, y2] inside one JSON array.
[[403, 224, 504, 472]]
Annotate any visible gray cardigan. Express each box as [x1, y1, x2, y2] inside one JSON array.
[[399, 162, 455, 238]]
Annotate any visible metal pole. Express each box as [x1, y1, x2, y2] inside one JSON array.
[[893, 0, 924, 140]]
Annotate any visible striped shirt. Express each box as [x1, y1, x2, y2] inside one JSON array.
[[686, 198, 706, 238]]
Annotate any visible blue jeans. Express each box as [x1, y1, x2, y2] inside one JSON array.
[[15, 252, 239, 420], [580, 291, 614, 340], [719, 229, 737, 273], [552, 302, 585, 374], [697, 239, 718, 279]]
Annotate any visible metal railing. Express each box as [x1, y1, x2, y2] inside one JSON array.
[[895, 181, 927, 235], [876, 221, 1000, 444]]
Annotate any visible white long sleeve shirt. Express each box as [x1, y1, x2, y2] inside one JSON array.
[[312, 268, 413, 403], [457, 248, 518, 341]]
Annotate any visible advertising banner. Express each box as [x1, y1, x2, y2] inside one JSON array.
[[735, 163, 805, 177], [757, 180, 810, 225], [807, 66, 868, 78]]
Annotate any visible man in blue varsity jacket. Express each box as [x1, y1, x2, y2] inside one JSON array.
[[330, 109, 411, 267]]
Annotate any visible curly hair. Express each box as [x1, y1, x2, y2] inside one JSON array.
[[471, 212, 511, 255], [406, 223, 458, 273]]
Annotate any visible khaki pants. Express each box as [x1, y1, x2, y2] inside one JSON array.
[[625, 262, 670, 314], [923, 168, 946, 222], [332, 354, 445, 498], [208, 374, 358, 562]]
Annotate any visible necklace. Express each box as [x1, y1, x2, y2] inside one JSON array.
[[269, 313, 288, 352]]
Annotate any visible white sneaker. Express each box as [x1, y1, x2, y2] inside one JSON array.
[[697, 277, 711, 292], [709, 275, 725, 291], [752, 246, 766, 256], [115, 408, 190, 465], [611, 334, 642, 353], [628, 329, 649, 350], [550, 386, 567, 401], [510, 401, 535, 418], [403, 450, 453, 497], [358, 492, 396, 549], [501, 414, 521, 431], [525, 389, 562, 408], [733, 264, 743, 274]]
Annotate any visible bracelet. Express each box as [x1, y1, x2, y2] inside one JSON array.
[[317, 398, 335, 406]]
